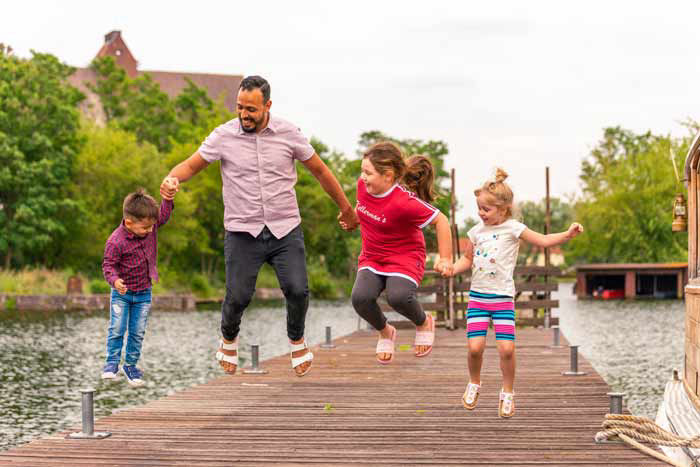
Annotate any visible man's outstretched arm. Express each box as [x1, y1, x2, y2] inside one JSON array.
[[160, 152, 210, 199], [301, 153, 359, 230]]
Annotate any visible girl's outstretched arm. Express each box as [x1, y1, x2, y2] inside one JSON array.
[[452, 239, 474, 275], [432, 212, 453, 276], [520, 222, 584, 248]]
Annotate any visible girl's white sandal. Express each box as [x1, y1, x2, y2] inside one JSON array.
[[462, 382, 481, 410], [499, 389, 515, 418]]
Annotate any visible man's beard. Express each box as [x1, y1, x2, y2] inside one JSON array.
[[240, 113, 266, 133]]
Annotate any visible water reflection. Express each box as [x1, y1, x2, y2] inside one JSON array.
[[555, 283, 684, 419], [0, 300, 362, 451], [0, 286, 686, 451]]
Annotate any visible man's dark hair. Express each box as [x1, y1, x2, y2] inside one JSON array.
[[239, 75, 271, 103], [123, 188, 159, 221]]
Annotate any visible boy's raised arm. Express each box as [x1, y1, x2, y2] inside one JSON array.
[[158, 198, 174, 227]]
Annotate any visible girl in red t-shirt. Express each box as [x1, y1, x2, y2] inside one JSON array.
[[340, 142, 453, 364]]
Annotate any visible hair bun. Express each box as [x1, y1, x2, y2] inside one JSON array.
[[494, 168, 508, 183]]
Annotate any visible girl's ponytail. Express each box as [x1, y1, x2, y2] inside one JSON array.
[[403, 155, 437, 203]]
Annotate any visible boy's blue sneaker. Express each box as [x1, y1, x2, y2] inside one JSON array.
[[122, 365, 145, 387], [101, 363, 119, 380]]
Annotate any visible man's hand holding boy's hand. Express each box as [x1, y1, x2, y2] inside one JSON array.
[[160, 176, 179, 200], [114, 278, 127, 295]]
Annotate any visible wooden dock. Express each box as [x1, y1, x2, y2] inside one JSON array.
[[0, 328, 665, 466]]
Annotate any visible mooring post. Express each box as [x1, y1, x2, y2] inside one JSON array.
[[243, 344, 268, 374], [607, 392, 625, 414], [321, 326, 336, 349], [562, 345, 586, 376], [67, 388, 111, 439], [551, 325, 564, 348]]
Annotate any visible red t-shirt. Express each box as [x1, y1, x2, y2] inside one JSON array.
[[356, 179, 439, 285]]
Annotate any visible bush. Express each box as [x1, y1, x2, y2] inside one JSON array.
[[255, 264, 280, 288], [308, 263, 336, 299], [89, 279, 111, 294], [190, 273, 214, 298], [4, 297, 16, 311]]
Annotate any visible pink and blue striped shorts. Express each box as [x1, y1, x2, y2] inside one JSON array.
[[466, 290, 516, 341]]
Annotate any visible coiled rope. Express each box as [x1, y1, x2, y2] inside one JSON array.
[[595, 414, 700, 467]]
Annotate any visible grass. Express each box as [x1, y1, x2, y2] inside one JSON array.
[[0, 265, 353, 299], [0, 269, 88, 295]]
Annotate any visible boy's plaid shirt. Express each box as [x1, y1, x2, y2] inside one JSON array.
[[102, 199, 173, 292]]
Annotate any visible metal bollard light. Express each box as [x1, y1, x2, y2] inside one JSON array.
[[67, 388, 111, 439], [551, 325, 564, 348], [608, 392, 626, 414], [543, 309, 551, 329], [320, 326, 336, 349], [243, 344, 268, 374], [561, 345, 587, 376]]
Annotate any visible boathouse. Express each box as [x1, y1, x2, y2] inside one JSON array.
[[575, 262, 688, 299]]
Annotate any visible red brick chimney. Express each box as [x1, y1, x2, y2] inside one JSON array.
[[95, 30, 138, 77]]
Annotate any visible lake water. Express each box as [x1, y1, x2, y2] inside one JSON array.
[[0, 284, 685, 451]]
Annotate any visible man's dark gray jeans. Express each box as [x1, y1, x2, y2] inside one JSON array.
[[221, 225, 309, 341]]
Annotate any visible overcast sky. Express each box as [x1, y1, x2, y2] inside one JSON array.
[[4, 1, 700, 223]]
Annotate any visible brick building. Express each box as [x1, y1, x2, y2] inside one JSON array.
[[69, 31, 242, 123]]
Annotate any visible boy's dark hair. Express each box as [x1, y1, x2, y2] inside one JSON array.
[[239, 75, 271, 103], [123, 189, 159, 221]]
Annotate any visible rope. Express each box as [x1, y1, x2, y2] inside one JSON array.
[[595, 414, 700, 467]]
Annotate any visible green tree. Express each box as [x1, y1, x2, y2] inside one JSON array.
[[0, 48, 84, 268], [296, 138, 361, 276], [89, 57, 181, 152], [61, 124, 167, 272], [567, 126, 689, 263]]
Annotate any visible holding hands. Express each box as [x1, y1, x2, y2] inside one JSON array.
[[160, 176, 180, 201], [338, 205, 360, 231], [434, 257, 454, 277]]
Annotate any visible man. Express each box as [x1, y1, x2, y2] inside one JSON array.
[[160, 76, 359, 376]]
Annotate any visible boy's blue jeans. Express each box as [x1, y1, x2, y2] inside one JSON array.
[[105, 288, 152, 366]]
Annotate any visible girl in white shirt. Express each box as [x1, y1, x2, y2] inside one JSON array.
[[451, 168, 583, 418]]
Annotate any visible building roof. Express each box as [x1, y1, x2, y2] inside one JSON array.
[[68, 31, 242, 114], [142, 70, 241, 111]]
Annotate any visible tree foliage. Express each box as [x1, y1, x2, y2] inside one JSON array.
[[0, 49, 84, 268], [567, 126, 689, 263], [2, 50, 457, 295]]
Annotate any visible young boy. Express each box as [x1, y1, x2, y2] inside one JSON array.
[[101, 183, 175, 386]]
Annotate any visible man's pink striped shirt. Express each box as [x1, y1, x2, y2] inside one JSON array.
[[197, 115, 315, 239]]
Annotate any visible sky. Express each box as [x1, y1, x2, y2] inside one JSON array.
[[3, 1, 700, 223]]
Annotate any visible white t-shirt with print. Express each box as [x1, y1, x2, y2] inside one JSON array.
[[467, 219, 527, 297]]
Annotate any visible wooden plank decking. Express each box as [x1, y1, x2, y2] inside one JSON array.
[[0, 328, 665, 466]]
